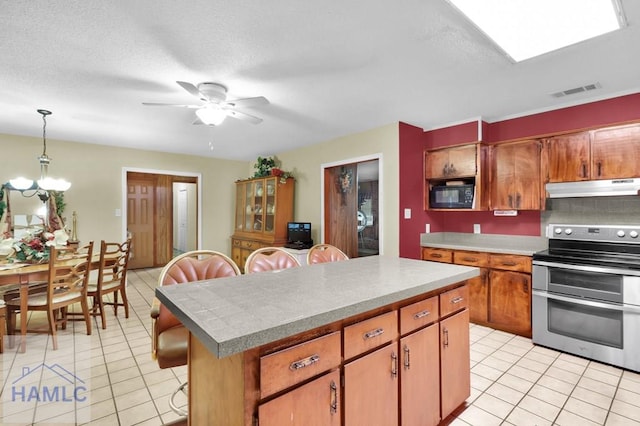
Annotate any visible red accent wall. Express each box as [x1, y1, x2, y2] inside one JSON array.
[[398, 93, 640, 259]]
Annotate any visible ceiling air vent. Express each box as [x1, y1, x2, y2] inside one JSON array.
[[551, 82, 601, 98]]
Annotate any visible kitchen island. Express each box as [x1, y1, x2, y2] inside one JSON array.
[[156, 255, 478, 425]]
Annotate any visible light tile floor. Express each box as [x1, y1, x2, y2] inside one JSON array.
[[1, 268, 640, 425]]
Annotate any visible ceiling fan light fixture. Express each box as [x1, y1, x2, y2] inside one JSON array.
[[195, 105, 227, 126]]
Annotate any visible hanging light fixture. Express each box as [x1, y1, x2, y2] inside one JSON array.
[[6, 109, 71, 201], [195, 104, 227, 126]]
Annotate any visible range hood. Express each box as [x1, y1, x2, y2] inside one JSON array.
[[546, 178, 640, 198]]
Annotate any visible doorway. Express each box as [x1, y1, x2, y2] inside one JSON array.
[[322, 155, 381, 258], [125, 170, 200, 269]]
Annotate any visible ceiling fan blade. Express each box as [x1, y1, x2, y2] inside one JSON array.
[[176, 81, 203, 99], [226, 109, 263, 124], [227, 96, 269, 108], [142, 102, 200, 108]]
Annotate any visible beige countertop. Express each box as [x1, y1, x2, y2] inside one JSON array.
[[421, 232, 548, 256], [156, 255, 478, 358]]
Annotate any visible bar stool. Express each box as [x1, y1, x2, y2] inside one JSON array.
[[0, 300, 6, 353]]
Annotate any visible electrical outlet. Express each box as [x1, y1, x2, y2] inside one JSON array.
[[404, 208, 411, 219], [473, 224, 481, 234], [425, 223, 431, 233]]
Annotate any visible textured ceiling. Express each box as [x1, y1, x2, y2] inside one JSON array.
[[2, 0, 640, 161]]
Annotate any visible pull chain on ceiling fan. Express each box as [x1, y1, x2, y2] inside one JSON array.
[[143, 81, 269, 125]]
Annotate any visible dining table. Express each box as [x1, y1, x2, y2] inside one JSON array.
[[0, 253, 101, 352]]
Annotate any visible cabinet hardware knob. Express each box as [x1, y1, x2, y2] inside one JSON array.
[[431, 253, 442, 258], [403, 345, 410, 369], [462, 257, 477, 262], [501, 261, 517, 267], [581, 162, 587, 178], [330, 380, 338, 414], [451, 296, 464, 304], [289, 354, 320, 370], [413, 310, 431, 319], [443, 329, 449, 347], [363, 328, 384, 339], [391, 351, 398, 378], [508, 194, 513, 208]]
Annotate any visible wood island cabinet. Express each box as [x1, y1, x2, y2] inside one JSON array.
[[422, 248, 532, 337], [490, 139, 542, 210], [189, 282, 471, 426], [231, 176, 294, 270]]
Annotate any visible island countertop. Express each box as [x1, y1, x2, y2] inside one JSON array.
[[156, 255, 478, 359]]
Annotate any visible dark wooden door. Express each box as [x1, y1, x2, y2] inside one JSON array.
[[324, 164, 358, 258]]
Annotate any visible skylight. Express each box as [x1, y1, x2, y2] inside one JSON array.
[[447, 0, 626, 62]]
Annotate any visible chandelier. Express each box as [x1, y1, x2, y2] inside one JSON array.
[[7, 109, 71, 201]]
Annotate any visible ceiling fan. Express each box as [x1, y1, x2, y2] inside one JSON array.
[[143, 81, 269, 125]]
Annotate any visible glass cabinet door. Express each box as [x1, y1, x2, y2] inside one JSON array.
[[235, 183, 245, 231], [244, 181, 255, 232], [253, 180, 264, 232], [264, 177, 276, 234]]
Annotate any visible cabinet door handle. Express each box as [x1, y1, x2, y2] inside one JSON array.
[[450, 163, 456, 175], [443, 164, 449, 176], [289, 354, 320, 370], [450, 296, 464, 304], [508, 194, 513, 208], [500, 261, 517, 267], [597, 161, 602, 177], [516, 194, 521, 209], [443, 328, 449, 347], [462, 257, 478, 262], [330, 380, 338, 414], [430, 253, 443, 258], [391, 351, 398, 378], [403, 345, 410, 370], [413, 309, 431, 319], [581, 162, 587, 178], [522, 279, 529, 293], [363, 328, 384, 340]]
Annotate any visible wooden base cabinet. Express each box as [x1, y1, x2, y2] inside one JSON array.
[[344, 344, 399, 426], [423, 247, 533, 337], [400, 324, 440, 426], [440, 309, 470, 419], [259, 369, 341, 426]]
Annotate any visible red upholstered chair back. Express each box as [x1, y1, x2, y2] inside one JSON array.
[[307, 244, 349, 264], [157, 251, 240, 333], [244, 247, 301, 274]]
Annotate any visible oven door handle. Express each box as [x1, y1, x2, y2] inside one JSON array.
[[532, 260, 640, 277], [533, 289, 640, 314]]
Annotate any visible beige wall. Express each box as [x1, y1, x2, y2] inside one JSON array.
[[275, 123, 400, 256], [1, 134, 248, 256], [2, 122, 400, 258]]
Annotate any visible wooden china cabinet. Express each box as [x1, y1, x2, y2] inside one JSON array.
[[231, 176, 294, 270]]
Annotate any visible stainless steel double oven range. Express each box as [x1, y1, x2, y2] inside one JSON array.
[[532, 224, 640, 372]]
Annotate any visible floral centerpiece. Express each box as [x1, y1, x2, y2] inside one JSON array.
[[1, 229, 69, 264], [253, 156, 293, 183]]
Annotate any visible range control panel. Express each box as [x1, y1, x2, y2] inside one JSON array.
[[548, 224, 640, 243]]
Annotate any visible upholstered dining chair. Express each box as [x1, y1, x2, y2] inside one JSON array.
[[307, 243, 349, 264], [86, 239, 132, 329], [5, 242, 94, 350], [244, 247, 301, 274], [151, 250, 240, 416]]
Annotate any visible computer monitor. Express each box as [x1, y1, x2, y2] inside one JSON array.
[[287, 222, 312, 246]]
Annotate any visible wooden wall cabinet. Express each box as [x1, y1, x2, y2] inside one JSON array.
[[544, 123, 640, 183], [231, 176, 294, 270], [424, 142, 488, 210], [423, 248, 532, 337], [490, 139, 542, 210]]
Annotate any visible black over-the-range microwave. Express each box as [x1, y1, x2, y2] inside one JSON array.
[[429, 184, 475, 209]]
